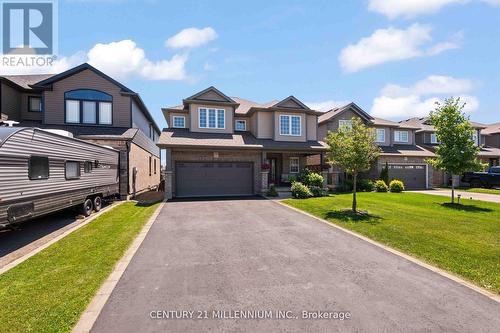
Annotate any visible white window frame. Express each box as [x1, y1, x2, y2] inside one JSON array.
[[430, 133, 439, 144], [375, 128, 385, 143], [472, 131, 479, 146], [172, 116, 185, 128], [394, 130, 409, 143], [235, 119, 246, 131], [198, 107, 225, 129], [338, 119, 353, 129], [279, 115, 301, 136], [65, 100, 80, 124], [98, 101, 112, 125], [289, 157, 300, 173]]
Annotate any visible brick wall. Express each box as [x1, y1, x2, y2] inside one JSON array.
[[129, 142, 161, 195]]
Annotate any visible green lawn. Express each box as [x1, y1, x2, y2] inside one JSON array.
[[283, 193, 500, 294], [0, 202, 160, 333], [437, 187, 500, 195]]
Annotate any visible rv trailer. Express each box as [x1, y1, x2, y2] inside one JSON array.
[[0, 127, 120, 229]]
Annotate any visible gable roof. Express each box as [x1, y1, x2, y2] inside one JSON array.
[[271, 96, 311, 110], [0, 74, 54, 90], [400, 117, 487, 132], [232, 97, 278, 115], [482, 122, 500, 135], [318, 102, 373, 124], [31, 63, 134, 93], [183, 86, 238, 105]]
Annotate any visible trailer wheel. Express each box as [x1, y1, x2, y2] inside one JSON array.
[[93, 196, 102, 212], [82, 198, 93, 217]]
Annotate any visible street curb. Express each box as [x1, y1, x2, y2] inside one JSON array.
[[0, 201, 125, 275], [72, 201, 165, 333], [272, 199, 500, 304]]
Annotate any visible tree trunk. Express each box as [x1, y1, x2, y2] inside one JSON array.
[[352, 172, 357, 212]]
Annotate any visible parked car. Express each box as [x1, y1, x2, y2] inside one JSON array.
[[461, 166, 500, 188], [0, 127, 120, 229]]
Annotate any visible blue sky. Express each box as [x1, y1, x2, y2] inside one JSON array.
[[7, 0, 500, 127]]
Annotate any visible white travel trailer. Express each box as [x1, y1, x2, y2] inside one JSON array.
[[0, 127, 120, 229]]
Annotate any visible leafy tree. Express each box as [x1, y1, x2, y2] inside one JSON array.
[[326, 118, 381, 212], [426, 97, 485, 203], [380, 161, 389, 185]]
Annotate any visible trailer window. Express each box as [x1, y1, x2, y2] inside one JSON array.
[[84, 161, 93, 173], [29, 156, 49, 180], [65, 161, 81, 180]]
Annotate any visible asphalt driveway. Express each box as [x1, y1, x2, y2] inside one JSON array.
[[92, 198, 500, 333]]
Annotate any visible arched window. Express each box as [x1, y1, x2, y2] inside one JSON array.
[[65, 89, 113, 125]]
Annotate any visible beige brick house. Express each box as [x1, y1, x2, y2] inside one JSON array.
[[0, 63, 160, 197], [158, 87, 327, 198], [312, 103, 436, 189]]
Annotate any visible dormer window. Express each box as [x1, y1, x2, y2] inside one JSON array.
[[199, 108, 225, 129], [280, 115, 301, 136], [173, 116, 185, 128]]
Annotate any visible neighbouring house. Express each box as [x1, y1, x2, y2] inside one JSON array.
[[483, 123, 500, 164], [158, 86, 328, 198], [0, 63, 161, 198], [310, 103, 436, 189]]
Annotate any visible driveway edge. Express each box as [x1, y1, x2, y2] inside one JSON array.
[[0, 201, 125, 275], [273, 200, 500, 303], [72, 201, 165, 333]]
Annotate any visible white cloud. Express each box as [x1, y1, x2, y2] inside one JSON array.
[[338, 24, 461, 73], [368, 0, 469, 19], [482, 0, 500, 5], [306, 100, 350, 112], [165, 27, 218, 49], [87, 40, 187, 80], [370, 75, 479, 119]]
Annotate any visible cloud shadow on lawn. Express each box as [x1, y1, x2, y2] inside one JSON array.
[[439, 202, 493, 213], [325, 209, 382, 225]]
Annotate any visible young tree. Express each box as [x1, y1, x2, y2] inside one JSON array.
[[380, 161, 389, 185], [326, 118, 381, 212], [426, 97, 485, 204]]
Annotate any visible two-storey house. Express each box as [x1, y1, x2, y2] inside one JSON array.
[[313, 103, 435, 189], [158, 86, 327, 198], [0, 63, 161, 198]]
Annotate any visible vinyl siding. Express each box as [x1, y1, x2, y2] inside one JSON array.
[[1, 82, 21, 120], [43, 69, 131, 127], [273, 111, 306, 142], [189, 103, 234, 134]]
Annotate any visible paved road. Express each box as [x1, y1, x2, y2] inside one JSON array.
[[411, 189, 500, 203], [92, 198, 500, 333]]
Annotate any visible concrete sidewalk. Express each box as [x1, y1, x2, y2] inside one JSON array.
[[410, 189, 500, 203]]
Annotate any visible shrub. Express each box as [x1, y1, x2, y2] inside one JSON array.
[[291, 182, 313, 199], [309, 186, 327, 197], [389, 180, 405, 193], [357, 179, 374, 192], [296, 168, 312, 184], [305, 172, 324, 187], [380, 162, 389, 185], [266, 185, 279, 197], [374, 179, 388, 192]]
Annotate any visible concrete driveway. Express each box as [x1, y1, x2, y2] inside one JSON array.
[[92, 198, 500, 333]]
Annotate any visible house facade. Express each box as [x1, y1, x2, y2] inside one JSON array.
[[0, 63, 161, 197], [313, 103, 436, 189], [158, 87, 327, 198]]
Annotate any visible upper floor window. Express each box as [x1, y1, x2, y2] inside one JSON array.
[[375, 128, 385, 143], [338, 119, 352, 130], [394, 130, 409, 143], [64, 89, 112, 125], [28, 96, 42, 112], [430, 133, 439, 144], [280, 115, 301, 136], [472, 131, 479, 145], [173, 116, 185, 128], [199, 108, 225, 129], [235, 120, 246, 131]]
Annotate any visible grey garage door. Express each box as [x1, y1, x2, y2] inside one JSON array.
[[175, 162, 254, 197], [388, 164, 427, 189]]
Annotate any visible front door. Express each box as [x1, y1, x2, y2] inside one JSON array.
[[268, 158, 277, 185]]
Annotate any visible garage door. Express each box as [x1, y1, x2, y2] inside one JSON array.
[[388, 164, 427, 189], [175, 162, 254, 197]]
